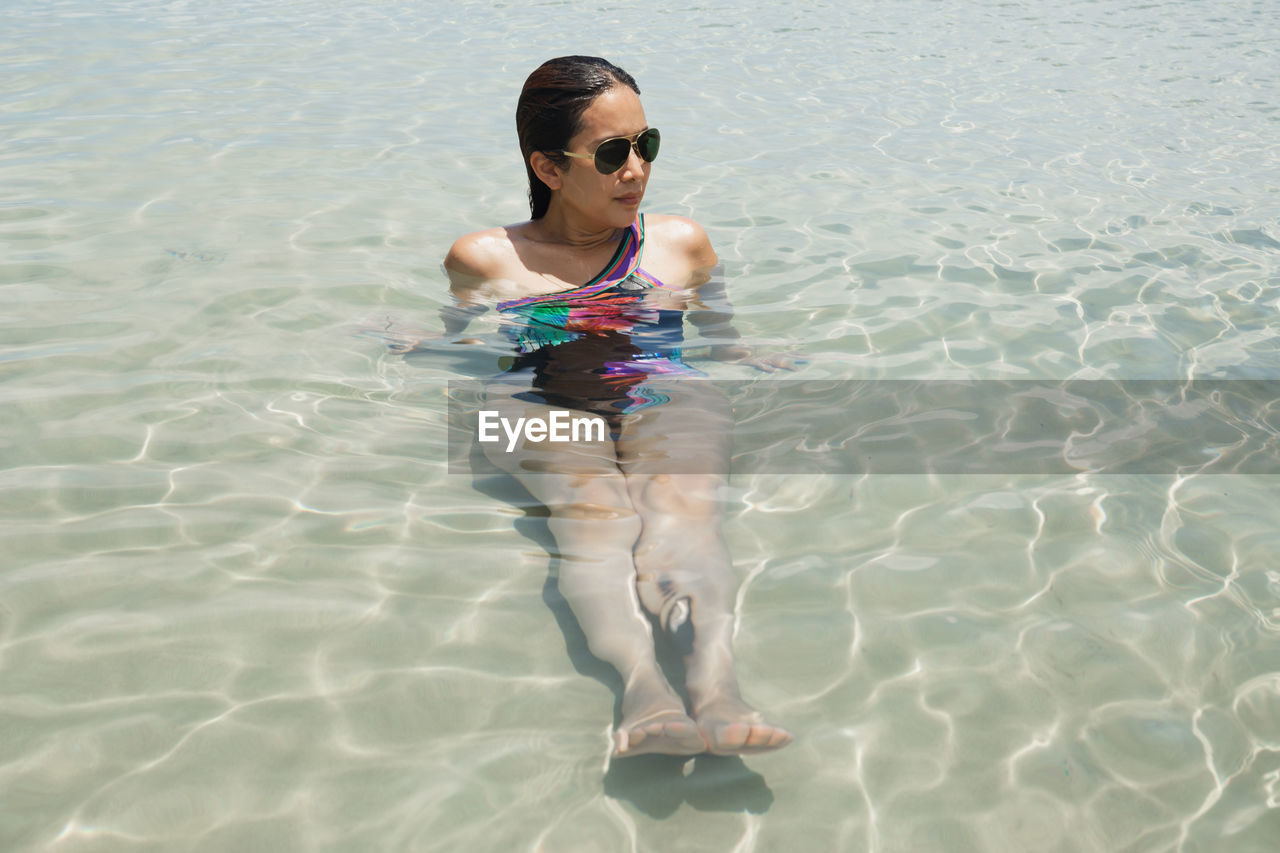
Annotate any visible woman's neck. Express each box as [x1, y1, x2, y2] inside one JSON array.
[[533, 200, 624, 251]]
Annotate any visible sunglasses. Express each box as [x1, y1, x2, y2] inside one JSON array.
[[561, 128, 661, 175]]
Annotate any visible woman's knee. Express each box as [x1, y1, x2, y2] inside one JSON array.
[[546, 474, 641, 522], [551, 499, 638, 522], [634, 474, 723, 519]]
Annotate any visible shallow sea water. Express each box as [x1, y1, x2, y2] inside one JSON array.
[[3, 0, 1280, 850]]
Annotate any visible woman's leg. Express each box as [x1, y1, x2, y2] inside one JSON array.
[[478, 385, 705, 757], [616, 382, 792, 755]]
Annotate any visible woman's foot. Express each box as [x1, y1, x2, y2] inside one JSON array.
[[614, 707, 707, 757], [692, 694, 792, 755]]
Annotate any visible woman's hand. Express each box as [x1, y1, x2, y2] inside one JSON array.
[[384, 328, 438, 353], [744, 352, 809, 372], [356, 319, 484, 354], [711, 344, 809, 372], [386, 331, 485, 354]]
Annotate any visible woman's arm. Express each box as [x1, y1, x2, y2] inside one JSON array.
[[382, 232, 502, 354], [381, 301, 487, 354], [399, 255, 489, 350], [685, 269, 751, 360], [677, 220, 806, 372]]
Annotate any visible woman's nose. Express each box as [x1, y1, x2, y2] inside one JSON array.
[[619, 144, 647, 180]]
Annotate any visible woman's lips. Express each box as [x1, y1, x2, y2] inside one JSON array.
[[616, 195, 641, 205]]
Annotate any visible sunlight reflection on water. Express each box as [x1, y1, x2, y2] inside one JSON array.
[[3, 0, 1280, 850]]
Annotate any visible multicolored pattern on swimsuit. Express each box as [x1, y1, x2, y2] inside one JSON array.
[[498, 216, 702, 413]]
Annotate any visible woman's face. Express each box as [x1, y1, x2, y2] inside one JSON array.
[[554, 86, 651, 229]]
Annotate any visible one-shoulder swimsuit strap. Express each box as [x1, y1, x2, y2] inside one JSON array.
[[497, 215, 670, 312]]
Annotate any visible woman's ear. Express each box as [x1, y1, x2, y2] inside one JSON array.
[[530, 151, 563, 191]]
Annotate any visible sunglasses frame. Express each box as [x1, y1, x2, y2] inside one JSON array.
[[560, 128, 661, 175]]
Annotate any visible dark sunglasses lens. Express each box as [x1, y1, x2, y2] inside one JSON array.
[[593, 139, 631, 174], [591, 131, 661, 174], [638, 128, 660, 162]]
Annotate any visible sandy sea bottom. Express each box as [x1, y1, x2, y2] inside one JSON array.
[[3, 0, 1280, 850]]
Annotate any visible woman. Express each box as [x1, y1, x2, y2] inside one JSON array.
[[441, 56, 793, 758]]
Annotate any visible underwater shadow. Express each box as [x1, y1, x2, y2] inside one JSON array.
[[603, 753, 775, 818]]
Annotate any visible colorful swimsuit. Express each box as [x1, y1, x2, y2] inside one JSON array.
[[497, 215, 702, 419]]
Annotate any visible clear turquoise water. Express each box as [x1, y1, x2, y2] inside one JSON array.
[[3, 0, 1280, 850]]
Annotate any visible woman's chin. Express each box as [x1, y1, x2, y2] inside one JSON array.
[[609, 199, 642, 223]]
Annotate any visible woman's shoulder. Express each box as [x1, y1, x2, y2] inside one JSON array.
[[444, 225, 521, 280], [643, 214, 717, 268], [643, 213, 710, 246], [444, 223, 549, 303]]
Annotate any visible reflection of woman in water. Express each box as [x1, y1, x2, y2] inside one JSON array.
[[432, 56, 793, 758]]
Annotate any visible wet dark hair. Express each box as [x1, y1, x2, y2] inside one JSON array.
[[516, 56, 640, 219]]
